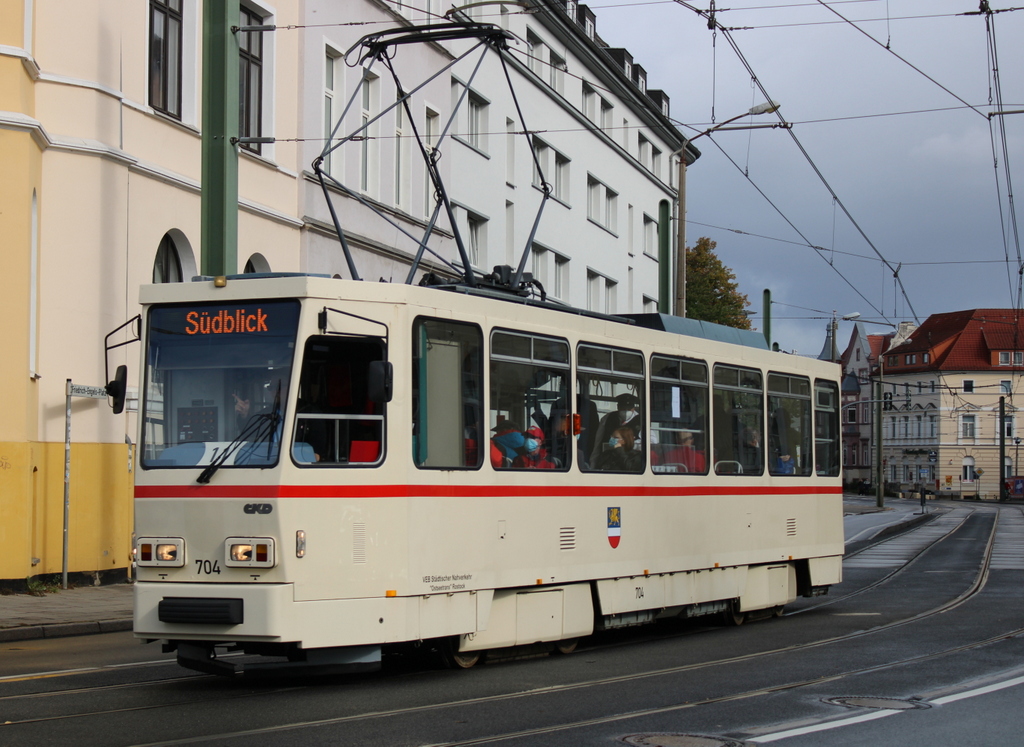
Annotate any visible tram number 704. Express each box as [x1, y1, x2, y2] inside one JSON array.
[[636, 586, 644, 599], [195, 559, 222, 575]]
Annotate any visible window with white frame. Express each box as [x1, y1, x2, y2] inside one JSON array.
[[587, 270, 617, 314], [1002, 380, 1013, 394], [846, 408, 857, 424], [963, 379, 975, 393], [423, 108, 439, 216], [651, 145, 662, 179], [531, 244, 549, 289], [600, 99, 613, 133], [962, 457, 976, 482], [1005, 415, 1015, 439], [638, 134, 651, 169], [505, 201, 515, 264], [323, 50, 341, 174], [526, 30, 544, 77], [360, 69, 379, 194], [505, 118, 516, 186], [961, 414, 976, 439], [999, 351, 1024, 365], [582, 82, 597, 123], [604, 187, 618, 232], [549, 50, 566, 94], [643, 295, 657, 313], [150, 0, 183, 119], [394, 93, 410, 208], [554, 152, 570, 203], [553, 253, 569, 300], [928, 413, 937, 437], [643, 214, 658, 258], [465, 210, 487, 267], [532, 137, 550, 189], [923, 352, 931, 363], [467, 92, 487, 151]]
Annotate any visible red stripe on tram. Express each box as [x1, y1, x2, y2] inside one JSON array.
[[135, 484, 842, 499]]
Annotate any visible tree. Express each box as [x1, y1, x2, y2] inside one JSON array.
[[685, 237, 751, 329]]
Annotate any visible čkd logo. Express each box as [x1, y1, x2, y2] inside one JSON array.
[[244, 503, 273, 515]]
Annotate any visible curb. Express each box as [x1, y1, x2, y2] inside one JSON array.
[[0, 618, 133, 643]]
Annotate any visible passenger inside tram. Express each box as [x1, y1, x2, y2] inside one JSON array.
[[595, 427, 643, 472], [512, 426, 557, 469], [652, 431, 706, 473]]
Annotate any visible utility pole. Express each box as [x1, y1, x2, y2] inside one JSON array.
[[200, 1, 240, 277]]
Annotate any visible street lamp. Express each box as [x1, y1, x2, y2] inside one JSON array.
[[674, 101, 781, 317]]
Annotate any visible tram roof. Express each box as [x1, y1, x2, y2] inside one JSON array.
[[622, 314, 770, 351]]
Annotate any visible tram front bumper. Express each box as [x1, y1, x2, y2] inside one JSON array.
[[134, 582, 293, 642]]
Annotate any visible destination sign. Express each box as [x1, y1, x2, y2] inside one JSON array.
[[185, 308, 269, 335]]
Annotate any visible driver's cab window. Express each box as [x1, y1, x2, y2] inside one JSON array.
[[292, 336, 385, 466]]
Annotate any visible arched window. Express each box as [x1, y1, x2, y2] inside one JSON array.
[[243, 252, 271, 274], [961, 456, 976, 482], [153, 233, 183, 283]]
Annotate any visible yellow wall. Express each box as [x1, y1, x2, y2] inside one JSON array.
[[0, 441, 133, 580]]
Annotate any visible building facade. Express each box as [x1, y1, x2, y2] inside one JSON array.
[[0, 0, 687, 583], [874, 309, 1023, 500]]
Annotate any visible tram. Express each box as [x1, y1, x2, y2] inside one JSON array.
[[123, 271, 844, 676]]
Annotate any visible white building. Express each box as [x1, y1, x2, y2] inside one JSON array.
[[1, 0, 690, 584]]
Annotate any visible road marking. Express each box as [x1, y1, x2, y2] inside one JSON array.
[[750, 709, 899, 742], [749, 674, 1024, 743]]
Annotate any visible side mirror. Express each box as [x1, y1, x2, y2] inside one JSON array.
[[368, 361, 393, 403], [106, 365, 128, 414]]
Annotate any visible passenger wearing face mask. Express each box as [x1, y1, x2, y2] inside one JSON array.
[[513, 426, 556, 469], [595, 427, 643, 472], [590, 393, 642, 465]]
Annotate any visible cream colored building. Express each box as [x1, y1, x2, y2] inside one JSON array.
[[876, 309, 1023, 500], [0, 0, 684, 584]]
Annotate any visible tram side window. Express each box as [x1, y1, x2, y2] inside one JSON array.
[[578, 344, 645, 473], [412, 318, 484, 469], [767, 373, 812, 476], [489, 331, 571, 470], [650, 355, 708, 475], [815, 380, 841, 476], [712, 365, 764, 476], [292, 336, 385, 466]]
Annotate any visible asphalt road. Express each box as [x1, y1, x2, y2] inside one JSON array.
[[3, 499, 1023, 746]]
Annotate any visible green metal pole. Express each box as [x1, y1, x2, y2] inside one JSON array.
[[762, 289, 771, 348], [658, 200, 670, 314], [201, 1, 239, 277]]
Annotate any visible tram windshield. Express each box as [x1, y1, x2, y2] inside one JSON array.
[[140, 300, 300, 469]]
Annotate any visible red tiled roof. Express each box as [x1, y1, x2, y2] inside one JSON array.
[[887, 309, 1024, 372]]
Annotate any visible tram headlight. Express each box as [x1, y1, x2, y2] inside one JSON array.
[[225, 537, 276, 569], [136, 537, 185, 567]]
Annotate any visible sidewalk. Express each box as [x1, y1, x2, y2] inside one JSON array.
[[0, 583, 133, 642]]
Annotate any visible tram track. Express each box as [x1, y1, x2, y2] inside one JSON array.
[[1, 503, 1009, 746], [789, 504, 976, 615]]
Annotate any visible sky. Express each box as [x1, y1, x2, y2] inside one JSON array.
[[588, 0, 1024, 356]]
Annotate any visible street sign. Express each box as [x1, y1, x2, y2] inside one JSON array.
[[976, 468, 985, 476], [928, 450, 937, 462], [68, 383, 108, 399]]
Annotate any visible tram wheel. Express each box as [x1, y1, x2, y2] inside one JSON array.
[[554, 638, 579, 655], [438, 638, 481, 669], [724, 603, 746, 626]]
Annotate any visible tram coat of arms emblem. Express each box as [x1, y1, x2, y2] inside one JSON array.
[[607, 507, 621, 548]]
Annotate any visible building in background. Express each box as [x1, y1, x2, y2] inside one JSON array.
[[0, 0, 686, 584], [873, 310, 1023, 500]]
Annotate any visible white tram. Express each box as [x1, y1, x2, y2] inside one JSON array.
[[127, 272, 844, 676]]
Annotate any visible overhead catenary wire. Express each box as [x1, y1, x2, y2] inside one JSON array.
[[672, 0, 921, 323]]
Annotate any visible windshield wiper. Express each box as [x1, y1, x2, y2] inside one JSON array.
[[197, 383, 282, 484]]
